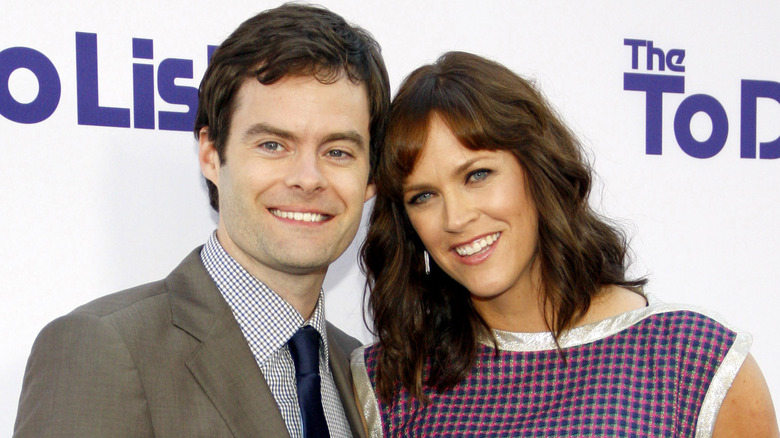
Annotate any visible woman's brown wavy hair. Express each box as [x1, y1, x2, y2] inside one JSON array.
[[361, 51, 646, 402]]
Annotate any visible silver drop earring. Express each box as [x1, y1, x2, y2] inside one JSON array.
[[424, 250, 431, 275]]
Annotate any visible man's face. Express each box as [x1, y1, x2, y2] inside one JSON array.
[[199, 75, 374, 288]]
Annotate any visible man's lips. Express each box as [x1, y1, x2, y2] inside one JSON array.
[[269, 208, 330, 223]]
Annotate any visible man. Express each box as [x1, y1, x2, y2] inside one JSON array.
[[14, 4, 389, 437]]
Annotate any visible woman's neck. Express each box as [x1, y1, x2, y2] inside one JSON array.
[[469, 267, 551, 333], [473, 284, 647, 334]]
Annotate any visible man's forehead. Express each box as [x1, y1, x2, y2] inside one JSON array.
[[230, 74, 370, 143], [237, 72, 369, 104]]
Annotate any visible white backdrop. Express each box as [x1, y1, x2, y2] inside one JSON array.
[[1, 0, 778, 433]]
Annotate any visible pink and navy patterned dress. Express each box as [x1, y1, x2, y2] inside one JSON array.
[[351, 295, 750, 437]]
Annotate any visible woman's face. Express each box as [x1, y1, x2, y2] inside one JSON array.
[[403, 114, 541, 308]]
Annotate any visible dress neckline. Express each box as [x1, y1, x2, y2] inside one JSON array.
[[479, 293, 727, 352]]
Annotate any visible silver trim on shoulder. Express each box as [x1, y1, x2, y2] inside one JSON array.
[[350, 345, 384, 438], [694, 332, 752, 438], [483, 293, 743, 352]]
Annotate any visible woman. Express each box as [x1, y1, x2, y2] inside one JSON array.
[[351, 51, 778, 437]]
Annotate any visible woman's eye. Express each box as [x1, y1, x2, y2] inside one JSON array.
[[468, 169, 491, 182], [408, 192, 432, 205]]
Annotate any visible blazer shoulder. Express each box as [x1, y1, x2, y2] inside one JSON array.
[[14, 248, 215, 437], [71, 246, 207, 321], [15, 310, 154, 436], [72, 278, 168, 317], [326, 322, 363, 356]]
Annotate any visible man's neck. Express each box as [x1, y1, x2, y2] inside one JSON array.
[[217, 237, 326, 319], [256, 270, 325, 320]]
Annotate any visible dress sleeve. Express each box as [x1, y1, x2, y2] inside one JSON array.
[[695, 331, 752, 437], [350, 345, 385, 438]]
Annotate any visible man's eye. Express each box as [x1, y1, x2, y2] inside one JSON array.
[[260, 141, 283, 151], [327, 149, 352, 159]]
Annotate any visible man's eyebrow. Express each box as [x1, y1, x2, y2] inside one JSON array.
[[241, 123, 366, 151], [242, 123, 298, 143], [321, 131, 367, 151]]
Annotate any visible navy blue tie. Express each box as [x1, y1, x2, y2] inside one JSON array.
[[288, 326, 330, 438]]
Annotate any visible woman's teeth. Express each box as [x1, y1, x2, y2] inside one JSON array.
[[455, 232, 500, 256]]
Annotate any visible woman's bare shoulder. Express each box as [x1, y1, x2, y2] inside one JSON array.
[[578, 285, 647, 326], [713, 353, 779, 437]]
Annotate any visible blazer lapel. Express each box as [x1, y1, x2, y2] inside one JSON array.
[[328, 333, 367, 438], [168, 248, 291, 438], [186, 308, 290, 438]]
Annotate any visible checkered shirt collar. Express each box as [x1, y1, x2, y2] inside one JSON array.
[[200, 232, 330, 369]]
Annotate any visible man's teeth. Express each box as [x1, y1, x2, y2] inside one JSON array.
[[455, 232, 500, 256], [271, 209, 326, 222]]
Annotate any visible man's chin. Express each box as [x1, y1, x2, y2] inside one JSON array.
[[276, 259, 333, 276]]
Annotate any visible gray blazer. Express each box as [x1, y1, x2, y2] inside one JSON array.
[[14, 248, 366, 438]]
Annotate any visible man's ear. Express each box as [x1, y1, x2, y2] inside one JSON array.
[[364, 182, 377, 202], [198, 127, 220, 186]]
